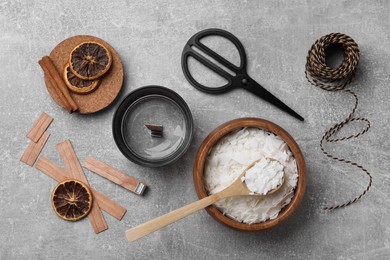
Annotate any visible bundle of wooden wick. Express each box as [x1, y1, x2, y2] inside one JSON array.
[[305, 33, 372, 210]]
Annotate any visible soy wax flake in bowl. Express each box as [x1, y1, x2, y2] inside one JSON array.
[[203, 127, 299, 224]]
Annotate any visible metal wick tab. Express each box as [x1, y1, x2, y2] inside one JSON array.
[[145, 124, 164, 138]]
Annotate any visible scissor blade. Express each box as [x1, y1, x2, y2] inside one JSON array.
[[243, 77, 304, 121]]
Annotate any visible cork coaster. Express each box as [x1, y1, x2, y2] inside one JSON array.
[[45, 35, 124, 114]]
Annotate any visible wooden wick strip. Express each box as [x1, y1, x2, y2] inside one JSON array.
[[83, 155, 147, 195], [26, 112, 53, 142], [35, 156, 127, 221], [20, 132, 50, 166], [38, 56, 79, 112], [56, 140, 107, 234]]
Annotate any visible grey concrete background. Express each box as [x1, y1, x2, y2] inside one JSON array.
[[1, 0, 389, 259]]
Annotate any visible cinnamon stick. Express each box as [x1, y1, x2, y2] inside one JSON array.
[[38, 56, 78, 112], [41, 64, 72, 112]]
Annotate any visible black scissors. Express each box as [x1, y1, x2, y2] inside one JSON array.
[[181, 28, 304, 121]]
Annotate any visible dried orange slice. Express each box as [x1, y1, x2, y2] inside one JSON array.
[[51, 179, 93, 221], [69, 41, 112, 80], [63, 63, 100, 94]]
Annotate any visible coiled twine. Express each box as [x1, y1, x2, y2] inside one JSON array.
[[305, 33, 372, 210]]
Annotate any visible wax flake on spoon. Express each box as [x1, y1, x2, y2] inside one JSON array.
[[243, 158, 285, 195]]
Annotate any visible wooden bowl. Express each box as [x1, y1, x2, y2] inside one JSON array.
[[193, 118, 306, 231]]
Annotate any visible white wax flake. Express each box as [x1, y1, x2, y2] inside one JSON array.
[[204, 127, 298, 224], [243, 158, 284, 195]]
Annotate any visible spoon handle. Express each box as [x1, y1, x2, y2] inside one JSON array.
[[125, 193, 221, 242]]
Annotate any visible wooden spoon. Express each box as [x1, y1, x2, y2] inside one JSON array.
[[125, 159, 284, 242]]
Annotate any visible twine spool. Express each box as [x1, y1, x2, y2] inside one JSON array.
[[305, 33, 372, 210]]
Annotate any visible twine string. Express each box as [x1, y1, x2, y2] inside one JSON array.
[[305, 33, 372, 210]]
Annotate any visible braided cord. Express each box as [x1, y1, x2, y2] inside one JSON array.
[[305, 33, 372, 210]]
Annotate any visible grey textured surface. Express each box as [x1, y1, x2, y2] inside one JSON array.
[[1, 0, 390, 259]]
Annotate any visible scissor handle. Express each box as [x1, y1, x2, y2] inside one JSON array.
[[181, 28, 248, 94]]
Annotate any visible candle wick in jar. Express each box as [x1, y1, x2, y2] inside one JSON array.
[[145, 124, 164, 138]]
